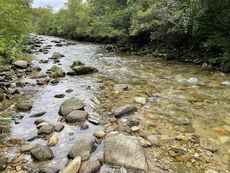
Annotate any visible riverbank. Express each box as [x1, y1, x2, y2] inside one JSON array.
[[0, 35, 229, 173]]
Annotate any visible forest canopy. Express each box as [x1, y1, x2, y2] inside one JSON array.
[[0, 0, 229, 72]]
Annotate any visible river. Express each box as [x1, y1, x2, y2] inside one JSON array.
[[1, 35, 230, 172]]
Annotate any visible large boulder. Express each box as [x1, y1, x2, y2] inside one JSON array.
[[63, 157, 81, 173], [104, 134, 148, 171], [65, 110, 88, 123], [72, 66, 98, 75], [68, 138, 96, 159], [113, 104, 136, 118], [30, 144, 54, 161], [51, 52, 64, 59], [59, 98, 84, 116], [50, 65, 65, 78], [13, 60, 28, 69]]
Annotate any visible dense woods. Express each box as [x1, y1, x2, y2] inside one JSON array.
[[0, 0, 32, 63], [0, 0, 229, 71]]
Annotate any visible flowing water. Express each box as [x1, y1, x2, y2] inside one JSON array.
[[3, 35, 230, 172]]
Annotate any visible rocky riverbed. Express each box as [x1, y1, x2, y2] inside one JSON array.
[[0, 35, 230, 173]]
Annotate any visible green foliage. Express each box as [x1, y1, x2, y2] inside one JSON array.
[[31, 0, 230, 71], [0, 0, 32, 63]]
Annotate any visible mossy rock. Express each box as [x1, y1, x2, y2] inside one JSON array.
[[50, 65, 65, 78], [71, 60, 85, 68], [73, 66, 98, 75], [0, 93, 4, 102]]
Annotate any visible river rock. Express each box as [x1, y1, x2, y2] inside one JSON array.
[[16, 103, 32, 112], [20, 144, 36, 153], [71, 60, 85, 68], [51, 52, 64, 59], [36, 77, 50, 85], [114, 84, 128, 92], [73, 66, 98, 75], [54, 124, 64, 132], [63, 157, 81, 173], [13, 60, 28, 69], [30, 144, 54, 161], [59, 98, 84, 116], [68, 138, 96, 159], [54, 94, 65, 98], [88, 113, 101, 125], [113, 104, 136, 117], [134, 97, 146, 105], [65, 110, 88, 123], [104, 134, 148, 171], [79, 160, 101, 173], [47, 136, 59, 147], [34, 119, 46, 125], [93, 130, 106, 138], [50, 65, 65, 78], [29, 111, 46, 118], [38, 124, 54, 135], [199, 138, 218, 152]]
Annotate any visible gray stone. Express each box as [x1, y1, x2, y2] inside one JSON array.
[[51, 52, 64, 59], [68, 138, 96, 159], [59, 98, 84, 116], [38, 124, 54, 135], [88, 113, 101, 125], [79, 160, 101, 173], [113, 104, 136, 117], [13, 60, 28, 69], [63, 157, 81, 173], [54, 124, 64, 132], [65, 110, 88, 123], [30, 144, 54, 161], [104, 134, 148, 171], [20, 144, 36, 153]]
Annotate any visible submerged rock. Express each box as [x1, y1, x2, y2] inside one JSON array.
[[104, 134, 148, 171], [13, 60, 28, 69], [68, 138, 96, 159], [59, 98, 84, 116], [113, 104, 136, 117], [30, 144, 54, 161], [65, 110, 88, 123], [63, 157, 81, 173], [72, 66, 98, 75]]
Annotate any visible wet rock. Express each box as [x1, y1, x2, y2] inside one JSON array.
[[68, 138, 96, 159], [36, 167, 59, 173], [51, 52, 64, 59], [59, 98, 84, 116], [29, 111, 46, 118], [63, 157, 81, 173], [55, 43, 63, 47], [34, 119, 46, 125], [50, 65, 65, 78], [114, 84, 128, 92], [79, 160, 101, 173], [30, 144, 54, 161], [38, 124, 54, 135], [51, 79, 59, 84], [47, 136, 59, 147], [200, 138, 218, 152], [36, 77, 50, 85], [134, 97, 146, 105], [93, 130, 106, 138], [73, 66, 98, 75], [113, 104, 136, 118], [67, 71, 76, 76], [104, 134, 148, 171], [88, 113, 101, 125], [80, 123, 89, 130], [37, 121, 50, 128], [13, 60, 28, 69], [20, 144, 36, 153], [54, 94, 65, 98], [16, 103, 32, 112], [54, 124, 64, 132], [39, 59, 49, 63], [71, 60, 85, 68], [65, 110, 88, 123]]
